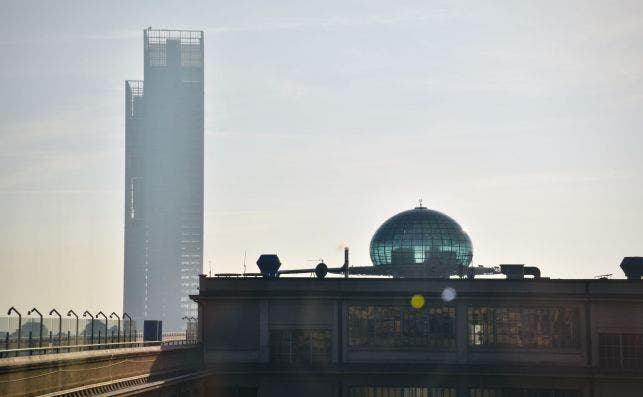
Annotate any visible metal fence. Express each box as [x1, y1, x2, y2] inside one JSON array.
[[1, 314, 138, 355], [0, 338, 198, 358], [1, 308, 199, 358]]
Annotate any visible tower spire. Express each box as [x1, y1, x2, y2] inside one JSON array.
[[416, 198, 426, 209]]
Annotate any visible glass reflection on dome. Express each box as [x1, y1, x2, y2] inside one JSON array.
[[369, 207, 473, 268]]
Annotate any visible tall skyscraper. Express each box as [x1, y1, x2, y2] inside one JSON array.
[[124, 28, 204, 331]]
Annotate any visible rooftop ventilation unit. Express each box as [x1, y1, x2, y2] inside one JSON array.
[[500, 264, 541, 280], [620, 257, 643, 280], [257, 254, 281, 278]]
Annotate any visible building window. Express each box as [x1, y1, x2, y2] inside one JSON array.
[[348, 305, 455, 348], [269, 330, 331, 365], [468, 307, 580, 348], [469, 388, 581, 397], [599, 333, 643, 369], [350, 387, 456, 397]]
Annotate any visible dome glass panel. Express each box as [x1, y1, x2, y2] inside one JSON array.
[[369, 207, 473, 267]]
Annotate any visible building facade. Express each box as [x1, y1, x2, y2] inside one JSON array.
[[124, 28, 204, 331], [191, 274, 643, 397]]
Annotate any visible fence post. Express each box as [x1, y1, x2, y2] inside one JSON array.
[[49, 308, 62, 353], [98, 330, 102, 347], [7, 307, 22, 351], [28, 332, 33, 355], [67, 330, 71, 353], [96, 311, 108, 348], [27, 308, 43, 350], [4, 332, 8, 351], [67, 310, 79, 349], [82, 311, 94, 347]]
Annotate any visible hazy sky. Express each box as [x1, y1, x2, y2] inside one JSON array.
[[1, 1, 642, 314]]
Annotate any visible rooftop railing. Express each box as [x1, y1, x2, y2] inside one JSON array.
[[0, 338, 198, 358]]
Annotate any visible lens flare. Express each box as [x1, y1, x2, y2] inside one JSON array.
[[410, 294, 425, 309], [441, 287, 456, 302]]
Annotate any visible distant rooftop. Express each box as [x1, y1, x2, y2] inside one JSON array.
[[144, 27, 203, 68], [144, 27, 203, 40]]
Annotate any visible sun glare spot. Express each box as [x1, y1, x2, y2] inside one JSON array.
[[410, 294, 425, 309], [441, 287, 456, 302]]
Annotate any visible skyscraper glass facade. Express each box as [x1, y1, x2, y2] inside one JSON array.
[[124, 29, 204, 331]]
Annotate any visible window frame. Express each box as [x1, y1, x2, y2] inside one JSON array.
[[467, 305, 582, 351], [347, 301, 457, 351], [269, 328, 332, 365], [598, 332, 643, 370]]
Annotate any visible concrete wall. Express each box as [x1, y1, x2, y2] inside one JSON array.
[[203, 299, 264, 363], [0, 345, 200, 397]]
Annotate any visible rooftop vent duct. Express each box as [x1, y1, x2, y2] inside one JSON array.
[[257, 254, 281, 278], [500, 264, 541, 280], [620, 257, 643, 280]]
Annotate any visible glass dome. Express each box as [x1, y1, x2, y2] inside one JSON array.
[[370, 206, 473, 268]]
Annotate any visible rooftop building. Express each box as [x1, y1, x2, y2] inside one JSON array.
[[185, 206, 643, 397], [190, 267, 643, 397]]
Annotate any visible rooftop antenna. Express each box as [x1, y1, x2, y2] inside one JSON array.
[[208, 260, 212, 277], [417, 198, 425, 209], [243, 250, 247, 274]]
